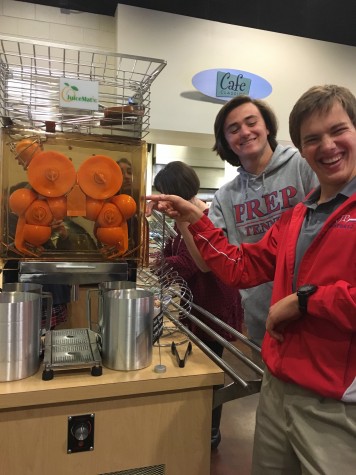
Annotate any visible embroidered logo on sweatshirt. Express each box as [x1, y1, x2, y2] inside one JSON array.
[[337, 214, 356, 223], [332, 214, 356, 229]]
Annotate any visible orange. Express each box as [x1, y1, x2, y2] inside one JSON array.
[[111, 194, 137, 219], [23, 224, 51, 246], [15, 138, 42, 168], [96, 226, 125, 246], [85, 198, 104, 221], [25, 200, 53, 226], [9, 188, 37, 216], [47, 196, 67, 220], [96, 203, 123, 228]]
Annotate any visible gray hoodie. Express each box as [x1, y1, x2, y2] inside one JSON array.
[[208, 144, 319, 345]]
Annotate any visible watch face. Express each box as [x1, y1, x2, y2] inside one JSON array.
[[298, 284, 317, 296], [299, 284, 316, 293], [297, 285, 317, 314]]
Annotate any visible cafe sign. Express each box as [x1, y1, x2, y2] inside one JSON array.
[[192, 69, 272, 101]]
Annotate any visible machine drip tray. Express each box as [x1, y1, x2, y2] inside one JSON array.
[[42, 328, 102, 380]]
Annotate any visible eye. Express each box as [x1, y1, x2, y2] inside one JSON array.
[[246, 120, 257, 127], [302, 136, 318, 147], [227, 124, 240, 134], [332, 126, 349, 136]]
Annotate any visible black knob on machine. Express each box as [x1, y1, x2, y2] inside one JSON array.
[[67, 414, 95, 453], [72, 421, 91, 441]]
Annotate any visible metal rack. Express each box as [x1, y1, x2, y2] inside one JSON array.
[[145, 210, 264, 402], [0, 35, 166, 140]]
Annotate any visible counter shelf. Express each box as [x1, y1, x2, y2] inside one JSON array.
[[0, 341, 222, 475]]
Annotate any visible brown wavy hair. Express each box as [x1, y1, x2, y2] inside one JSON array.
[[213, 95, 278, 167]]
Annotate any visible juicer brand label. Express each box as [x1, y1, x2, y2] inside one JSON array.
[[59, 78, 99, 110]]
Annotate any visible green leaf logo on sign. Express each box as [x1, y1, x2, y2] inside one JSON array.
[[59, 78, 99, 111], [216, 71, 251, 99]]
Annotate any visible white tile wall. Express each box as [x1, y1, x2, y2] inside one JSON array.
[[0, 0, 116, 51]]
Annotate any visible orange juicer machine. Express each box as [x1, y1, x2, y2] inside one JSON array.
[[0, 35, 166, 285]]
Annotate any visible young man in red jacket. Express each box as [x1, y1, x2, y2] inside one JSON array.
[[147, 84, 356, 474]]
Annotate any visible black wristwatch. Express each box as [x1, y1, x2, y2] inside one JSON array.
[[297, 284, 317, 314]]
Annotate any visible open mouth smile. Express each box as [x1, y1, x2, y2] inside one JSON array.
[[240, 137, 256, 147], [320, 153, 343, 167]]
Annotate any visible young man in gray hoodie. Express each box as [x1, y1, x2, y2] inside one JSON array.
[[208, 96, 318, 345]]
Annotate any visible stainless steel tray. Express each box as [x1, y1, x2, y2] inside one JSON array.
[[42, 328, 102, 380]]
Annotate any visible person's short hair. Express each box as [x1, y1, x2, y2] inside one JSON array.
[[154, 161, 200, 200], [213, 95, 279, 167], [117, 157, 132, 167], [289, 84, 356, 151]]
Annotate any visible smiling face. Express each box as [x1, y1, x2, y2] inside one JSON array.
[[300, 101, 356, 202], [223, 102, 273, 174]]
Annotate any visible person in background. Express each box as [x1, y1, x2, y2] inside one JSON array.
[[117, 157, 138, 280], [146, 84, 356, 474], [209, 95, 318, 345], [150, 161, 244, 450], [117, 157, 133, 195]]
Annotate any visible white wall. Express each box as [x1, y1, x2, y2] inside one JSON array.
[[1, 1, 355, 149], [0, 0, 116, 50], [2, 1, 355, 147], [115, 4, 356, 146]]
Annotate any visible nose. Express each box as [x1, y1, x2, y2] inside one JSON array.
[[320, 134, 335, 150], [239, 123, 251, 136]]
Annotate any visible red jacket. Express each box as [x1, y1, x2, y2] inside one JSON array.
[[189, 194, 356, 401]]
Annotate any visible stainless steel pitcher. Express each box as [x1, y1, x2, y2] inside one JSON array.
[[2, 282, 53, 331], [101, 288, 154, 371], [87, 280, 136, 333], [0, 291, 42, 381]]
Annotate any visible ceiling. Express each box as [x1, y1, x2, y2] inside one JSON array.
[[21, 1, 356, 48]]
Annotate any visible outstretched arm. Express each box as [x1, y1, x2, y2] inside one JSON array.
[[176, 221, 210, 272], [146, 194, 203, 224], [146, 194, 210, 271]]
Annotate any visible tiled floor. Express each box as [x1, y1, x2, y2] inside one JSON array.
[[210, 338, 262, 475]]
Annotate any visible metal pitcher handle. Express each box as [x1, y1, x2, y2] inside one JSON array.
[[86, 287, 101, 333], [42, 291, 53, 332]]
